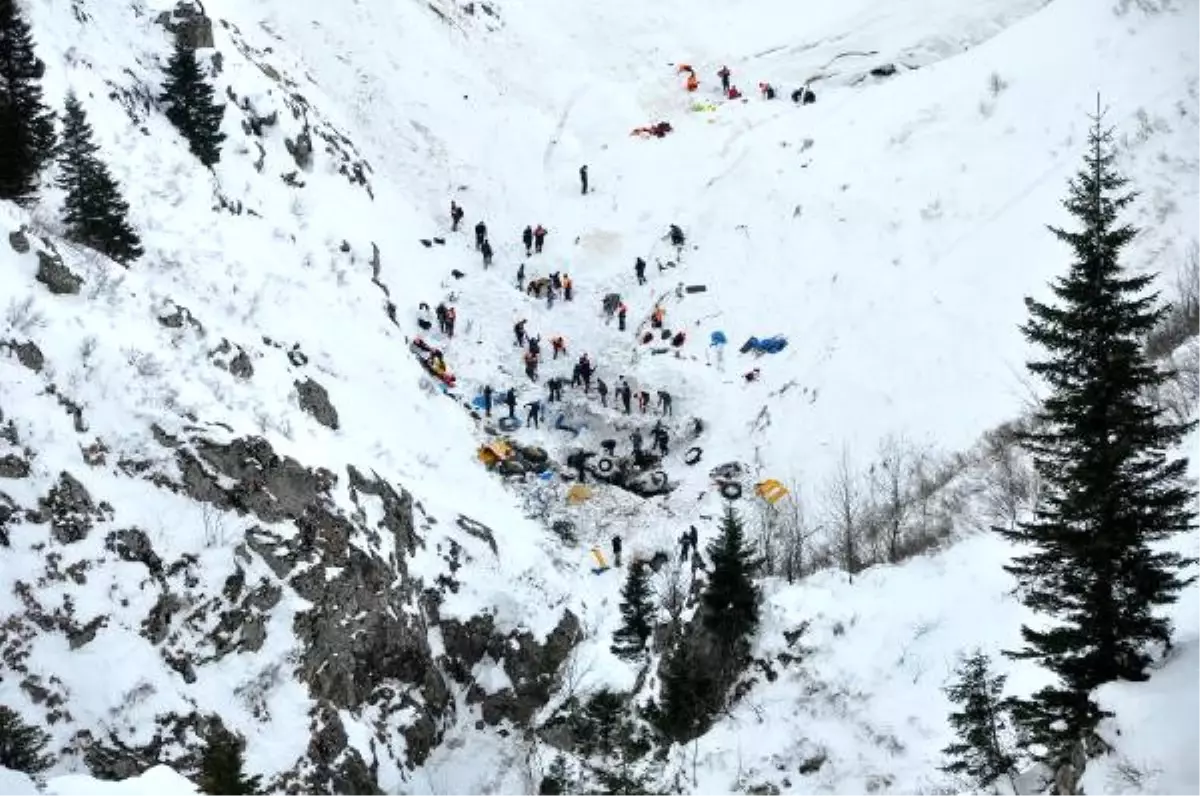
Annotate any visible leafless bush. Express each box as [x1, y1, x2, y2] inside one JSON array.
[[824, 448, 865, 577], [656, 556, 689, 643], [201, 503, 229, 547], [1145, 243, 1199, 360], [987, 72, 1008, 97], [79, 335, 99, 367], [979, 420, 1038, 531], [124, 348, 164, 378], [5, 296, 47, 334], [85, 261, 127, 303]]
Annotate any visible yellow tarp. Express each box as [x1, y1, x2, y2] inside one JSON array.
[[591, 547, 609, 569], [755, 479, 789, 504], [566, 484, 594, 504], [691, 101, 717, 112], [477, 439, 513, 467]]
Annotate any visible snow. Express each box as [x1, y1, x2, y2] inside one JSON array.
[[42, 765, 198, 796], [0, 0, 1196, 789]]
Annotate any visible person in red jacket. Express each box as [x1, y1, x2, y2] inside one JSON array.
[[533, 224, 547, 254]]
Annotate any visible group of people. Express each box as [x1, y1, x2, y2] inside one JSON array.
[[678, 63, 817, 105]]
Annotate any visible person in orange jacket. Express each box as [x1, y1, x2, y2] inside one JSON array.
[[686, 73, 699, 92], [651, 305, 666, 329], [562, 274, 574, 301], [551, 335, 567, 359]]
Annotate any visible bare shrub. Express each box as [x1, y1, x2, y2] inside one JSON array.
[[201, 503, 229, 547], [987, 72, 1008, 97], [123, 348, 164, 378], [824, 448, 865, 577], [979, 420, 1037, 531], [1145, 242, 1199, 360], [5, 296, 47, 334]]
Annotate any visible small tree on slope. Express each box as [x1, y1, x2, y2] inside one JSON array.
[[199, 727, 261, 796], [57, 92, 143, 263], [159, 35, 225, 167], [0, 706, 52, 775], [701, 505, 762, 671], [998, 101, 1198, 768], [0, 0, 56, 203], [940, 651, 1019, 793], [611, 561, 655, 661]]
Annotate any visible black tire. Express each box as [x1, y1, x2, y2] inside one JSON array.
[[519, 446, 549, 465], [684, 447, 702, 466], [719, 481, 743, 500], [595, 456, 616, 475], [648, 471, 668, 489]]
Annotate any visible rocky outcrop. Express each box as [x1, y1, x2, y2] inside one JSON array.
[[295, 377, 339, 430], [8, 228, 30, 254], [155, 1, 214, 49], [208, 339, 254, 379], [2, 339, 44, 372], [157, 300, 205, 335], [104, 528, 164, 578], [35, 251, 82, 295], [439, 610, 581, 727], [38, 472, 111, 544]]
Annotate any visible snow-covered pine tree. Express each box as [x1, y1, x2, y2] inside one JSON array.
[[611, 561, 655, 661], [199, 727, 261, 796], [160, 35, 226, 167], [999, 100, 1198, 767], [0, 706, 53, 775], [940, 650, 1019, 793], [701, 505, 762, 668], [0, 0, 56, 203], [56, 92, 143, 263], [653, 637, 719, 743]]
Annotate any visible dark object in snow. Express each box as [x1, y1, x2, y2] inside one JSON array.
[[451, 269, 465, 279], [685, 285, 707, 294], [420, 239, 432, 247], [870, 63, 897, 78]]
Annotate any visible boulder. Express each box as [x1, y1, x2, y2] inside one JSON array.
[[295, 377, 340, 430], [155, 1, 214, 49], [105, 527, 164, 577], [3, 339, 45, 372], [40, 471, 108, 544], [8, 228, 30, 254], [35, 250, 82, 295]]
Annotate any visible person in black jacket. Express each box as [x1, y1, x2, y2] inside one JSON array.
[[450, 201, 464, 231], [474, 220, 487, 250], [504, 388, 517, 419], [635, 257, 646, 285], [481, 239, 493, 268], [525, 399, 542, 428], [611, 535, 623, 567], [522, 225, 533, 255], [580, 164, 589, 195], [482, 385, 493, 417]]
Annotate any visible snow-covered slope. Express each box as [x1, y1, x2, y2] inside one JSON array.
[[1, 0, 1196, 791]]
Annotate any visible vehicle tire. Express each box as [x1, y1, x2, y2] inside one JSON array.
[[684, 447, 702, 466], [648, 471, 668, 489], [719, 481, 743, 500], [595, 456, 616, 475]]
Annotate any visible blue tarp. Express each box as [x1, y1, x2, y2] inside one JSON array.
[[471, 395, 487, 409], [740, 335, 789, 354], [710, 330, 727, 346]]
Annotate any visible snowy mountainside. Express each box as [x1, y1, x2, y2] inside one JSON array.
[[1, 0, 1197, 792]]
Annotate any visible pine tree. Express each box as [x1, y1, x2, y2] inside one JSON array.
[[611, 561, 655, 660], [999, 100, 1198, 765], [701, 505, 762, 665], [56, 92, 143, 263], [654, 638, 720, 743], [159, 35, 225, 167], [0, 0, 56, 203], [199, 727, 261, 796], [0, 706, 53, 774], [940, 651, 1019, 792]]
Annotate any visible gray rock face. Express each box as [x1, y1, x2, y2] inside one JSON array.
[[8, 229, 30, 254], [40, 471, 108, 544], [208, 339, 254, 379], [155, 1, 214, 49], [35, 251, 82, 295], [104, 528, 164, 577], [157, 300, 204, 334], [295, 378, 340, 430], [440, 609, 581, 726], [0, 454, 31, 479], [2, 340, 44, 372]]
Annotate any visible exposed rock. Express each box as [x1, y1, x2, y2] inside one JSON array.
[[82, 439, 109, 466], [67, 615, 107, 650], [347, 465, 418, 555], [104, 528, 164, 577], [40, 471, 108, 544], [0, 491, 18, 546], [295, 377, 340, 430], [301, 705, 382, 795], [142, 592, 185, 645], [285, 126, 314, 170], [208, 339, 254, 380], [443, 610, 581, 726], [35, 250, 83, 295], [155, 1, 214, 49], [0, 454, 30, 479], [8, 228, 30, 254], [2, 339, 44, 372], [156, 301, 204, 335], [287, 344, 309, 367]]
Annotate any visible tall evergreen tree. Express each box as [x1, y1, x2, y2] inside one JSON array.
[[0, 706, 53, 774], [654, 638, 720, 743], [0, 0, 56, 203], [199, 727, 261, 796], [701, 506, 762, 665], [56, 92, 143, 263], [999, 101, 1198, 765], [940, 651, 1019, 793], [611, 561, 655, 661], [159, 35, 225, 167]]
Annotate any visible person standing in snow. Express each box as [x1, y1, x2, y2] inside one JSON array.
[[652, 423, 669, 455], [619, 379, 632, 414], [504, 388, 517, 419], [630, 429, 643, 455], [482, 385, 493, 417], [533, 224, 547, 254], [551, 335, 567, 360], [580, 164, 589, 195], [474, 220, 487, 250], [516, 263, 526, 291], [522, 225, 534, 256], [450, 201, 464, 231], [617, 301, 628, 331], [578, 354, 593, 393], [611, 535, 623, 567], [657, 390, 673, 416], [717, 65, 731, 93], [528, 335, 541, 357], [524, 350, 539, 382], [562, 274, 574, 302], [547, 377, 563, 403], [481, 239, 493, 268], [514, 319, 528, 348], [634, 258, 646, 286], [638, 390, 651, 414], [668, 224, 685, 249], [435, 303, 448, 334], [446, 306, 457, 337], [525, 399, 542, 428], [597, 378, 609, 407]]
